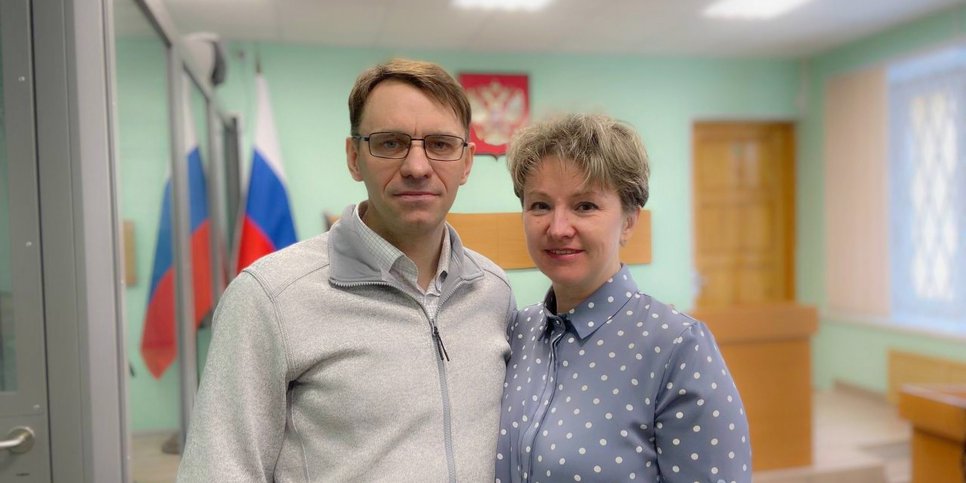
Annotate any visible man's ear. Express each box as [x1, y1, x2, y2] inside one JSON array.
[[459, 142, 476, 185], [346, 137, 364, 182]]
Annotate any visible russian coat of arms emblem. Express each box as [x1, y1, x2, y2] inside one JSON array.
[[458, 73, 530, 157]]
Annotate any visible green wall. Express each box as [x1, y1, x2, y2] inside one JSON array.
[[217, 43, 802, 311], [798, 5, 966, 392]]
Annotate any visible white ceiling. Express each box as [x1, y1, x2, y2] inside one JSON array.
[[141, 0, 963, 58]]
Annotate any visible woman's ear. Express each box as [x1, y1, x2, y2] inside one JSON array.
[[620, 207, 641, 246]]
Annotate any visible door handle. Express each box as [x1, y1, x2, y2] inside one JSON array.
[[0, 426, 34, 454], [692, 272, 707, 296]]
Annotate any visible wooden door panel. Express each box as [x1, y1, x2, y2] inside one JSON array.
[[696, 205, 739, 254], [742, 203, 774, 250], [700, 270, 736, 307], [693, 122, 795, 308], [696, 152, 741, 188], [737, 266, 771, 303]]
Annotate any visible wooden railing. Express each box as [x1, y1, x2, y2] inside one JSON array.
[[691, 303, 818, 471], [899, 384, 966, 483]]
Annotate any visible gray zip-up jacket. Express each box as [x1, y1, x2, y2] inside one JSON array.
[[178, 207, 514, 482]]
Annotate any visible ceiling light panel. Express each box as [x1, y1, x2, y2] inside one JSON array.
[[703, 0, 812, 20], [452, 0, 553, 12]]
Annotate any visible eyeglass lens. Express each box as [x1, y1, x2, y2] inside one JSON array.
[[368, 132, 464, 161]]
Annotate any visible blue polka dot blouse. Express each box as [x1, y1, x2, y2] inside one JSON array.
[[496, 266, 752, 482]]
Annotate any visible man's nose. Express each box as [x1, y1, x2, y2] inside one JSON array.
[[399, 139, 433, 178]]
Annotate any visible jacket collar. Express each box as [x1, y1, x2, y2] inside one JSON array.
[[328, 204, 483, 289]]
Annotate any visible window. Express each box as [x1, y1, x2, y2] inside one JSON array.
[[889, 47, 966, 330]]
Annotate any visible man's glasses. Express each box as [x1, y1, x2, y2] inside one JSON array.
[[353, 132, 468, 162]]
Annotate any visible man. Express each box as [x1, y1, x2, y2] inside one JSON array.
[[178, 59, 514, 481]]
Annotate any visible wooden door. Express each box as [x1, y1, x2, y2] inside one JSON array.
[[693, 122, 795, 309]]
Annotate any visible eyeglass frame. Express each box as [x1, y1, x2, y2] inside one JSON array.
[[351, 131, 470, 162]]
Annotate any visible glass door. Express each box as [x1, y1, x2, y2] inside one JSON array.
[[0, 0, 52, 479]]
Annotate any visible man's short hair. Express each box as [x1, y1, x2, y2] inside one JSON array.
[[348, 58, 471, 136], [507, 113, 650, 212]]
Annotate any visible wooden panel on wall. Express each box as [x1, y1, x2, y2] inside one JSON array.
[[888, 350, 966, 404], [446, 213, 531, 269], [691, 303, 817, 471], [447, 211, 651, 270]]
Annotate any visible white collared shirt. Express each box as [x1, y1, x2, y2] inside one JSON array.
[[352, 203, 450, 320]]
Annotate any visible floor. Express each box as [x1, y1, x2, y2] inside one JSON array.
[[813, 387, 910, 483], [755, 386, 910, 483], [131, 387, 912, 482], [131, 431, 181, 483]]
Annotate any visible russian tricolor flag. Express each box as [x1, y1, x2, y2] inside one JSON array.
[[140, 77, 214, 379], [236, 74, 297, 272]]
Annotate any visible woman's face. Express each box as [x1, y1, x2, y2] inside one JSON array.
[[522, 156, 639, 305]]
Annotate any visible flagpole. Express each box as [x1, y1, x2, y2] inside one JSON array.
[[227, 115, 245, 275], [232, 51, 261, 275]]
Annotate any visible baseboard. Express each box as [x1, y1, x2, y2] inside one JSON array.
[[832, 380, 888, 402], [130, 429, 178, 438]]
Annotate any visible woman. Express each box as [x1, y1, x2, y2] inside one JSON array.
[[496, 114, 751, 483]]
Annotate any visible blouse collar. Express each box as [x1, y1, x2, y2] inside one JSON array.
[[542, 265, 641, 340]]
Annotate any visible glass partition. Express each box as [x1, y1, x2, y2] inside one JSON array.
[[113, 0, 235, 478], [112, 0, 180, 476]]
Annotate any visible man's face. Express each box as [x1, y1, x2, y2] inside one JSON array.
[[347, 80, 474, 245]]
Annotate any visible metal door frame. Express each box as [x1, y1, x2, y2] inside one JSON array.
[[34, 0, 128, 480]]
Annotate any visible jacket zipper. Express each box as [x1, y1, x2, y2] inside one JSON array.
[[432, 277, 471, 363], [425, 277, 472, 482], [333, 277, 468, 483], [433, 326, 450, 361], [429, 309, 457, 482]]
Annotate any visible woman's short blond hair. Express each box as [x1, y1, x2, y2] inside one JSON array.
[[507, 113, 649, 212]]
